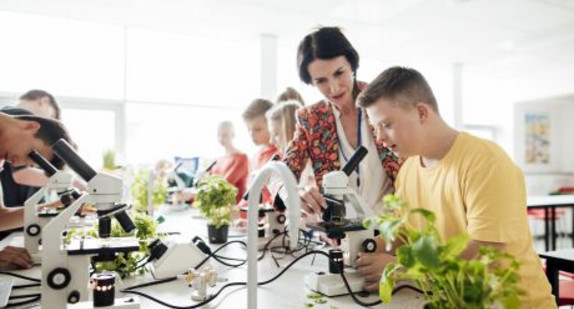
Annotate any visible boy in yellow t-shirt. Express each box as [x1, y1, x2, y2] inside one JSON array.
[[355, 66, 556, 308]]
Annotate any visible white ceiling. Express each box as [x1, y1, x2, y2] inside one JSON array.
[[1, 0, 573, 73]]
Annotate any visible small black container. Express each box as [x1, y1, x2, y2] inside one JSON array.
[[207, 224, 229, 244]]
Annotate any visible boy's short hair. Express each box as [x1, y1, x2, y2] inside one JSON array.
[[358, 66, 439, 114], [19, 89, 61, 120], [277, 87, 305, 105], [14, 115, 73, 169], [242, 99, 274, 121]]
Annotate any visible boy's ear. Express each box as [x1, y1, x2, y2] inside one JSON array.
[[415, 103, 429, 123], [22, 120, 41, 133]]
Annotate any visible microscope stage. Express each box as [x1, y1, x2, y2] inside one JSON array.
[[65, 238, 140, 255], [306, 219, 366, 233]]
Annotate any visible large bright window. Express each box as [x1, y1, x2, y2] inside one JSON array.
[[60, 107, 118, 168], [0, 11, 124, 100], [126, 28, 260, 107], [125, 102, 254, 165]]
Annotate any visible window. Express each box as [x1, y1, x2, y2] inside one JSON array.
[[125, 102, 254, 165], [0, 11, 124, 100], [464, 124, 498, 141], [60, 107, 118, 169]]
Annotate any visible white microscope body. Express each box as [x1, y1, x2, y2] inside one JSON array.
[[40, 140, 140, 309], [304, 146, 377, 297], [23, 164, 75, 262], [148, 238, 208, 280]]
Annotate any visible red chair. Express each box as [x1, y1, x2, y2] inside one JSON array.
[[558, 280, 574, 306]]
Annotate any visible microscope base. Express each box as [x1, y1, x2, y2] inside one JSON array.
[[69, 296, 140, 309], [304, 270, 365, 297], [150, 241, 207, 279]]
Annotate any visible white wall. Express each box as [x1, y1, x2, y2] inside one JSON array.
[[464, 63, 574, 195]]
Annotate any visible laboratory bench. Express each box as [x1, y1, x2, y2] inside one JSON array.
[[0, 206, 425, 308]]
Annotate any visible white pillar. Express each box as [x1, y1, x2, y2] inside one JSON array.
[[453, 63, 463, 130], [260, 33, 278, 99]]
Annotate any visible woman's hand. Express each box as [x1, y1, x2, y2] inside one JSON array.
[[0, 246, 33, 270], [299, 186, 326, 215], [356, 252, 396, 291]]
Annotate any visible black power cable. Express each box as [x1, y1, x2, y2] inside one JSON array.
[[0, 271, 41, 282], [6, 294, 41, 308], [123, 247, 426, 308]]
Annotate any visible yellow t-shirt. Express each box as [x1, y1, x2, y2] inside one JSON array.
[[396, 132, 555, 309]]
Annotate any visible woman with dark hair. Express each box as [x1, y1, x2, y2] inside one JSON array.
[[282, 26, 401, 216]]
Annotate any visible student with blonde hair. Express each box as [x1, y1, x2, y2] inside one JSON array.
[[266, 100, 302, 152], [276, 87, 305, 106]]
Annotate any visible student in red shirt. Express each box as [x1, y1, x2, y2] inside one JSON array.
[[242, 99, 279, 204], [209, 121, 249, 204]]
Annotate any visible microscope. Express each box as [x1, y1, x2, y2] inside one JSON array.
[[166, 162, 189, 209], [241, 154, 288, 250], [24, 150, 85, 263], [305, 146, 378, 296], [40, 139, 141, 309]]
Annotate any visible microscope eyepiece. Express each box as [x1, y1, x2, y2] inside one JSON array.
[[342, 146, 368, 176], [28, 150, 58, 177], [52, 139, 97, 182]]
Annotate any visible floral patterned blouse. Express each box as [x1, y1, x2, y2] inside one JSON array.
[[283, 100, 402, 188]]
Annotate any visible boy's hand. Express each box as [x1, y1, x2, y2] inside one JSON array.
[[299, 186, 326, 215], [0, 246, 33, 270], [356, 252, 396, 291]]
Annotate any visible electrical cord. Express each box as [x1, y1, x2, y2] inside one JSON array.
[[212, 255, 244, 262], [122, 240, 248, 292], [0, 271, 41, 282], [13, 283, 41, 289], [121, 249, 330, 309], [5, 295, 41, 308], [194, 240, 247, 269], [8, 293, 41, 300], [123, 248, 425, 308]]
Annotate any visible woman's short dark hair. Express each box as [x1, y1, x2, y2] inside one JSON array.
[[297, 27, 360, 85]]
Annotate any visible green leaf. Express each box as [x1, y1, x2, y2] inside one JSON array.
[[409, 208, 436, 224], [397, 245, 415, 268], [440, 234, 470, 259], [412, 235, 440, 269], [379, 275, 395, 303]]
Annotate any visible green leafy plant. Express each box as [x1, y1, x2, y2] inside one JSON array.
[[131, 169, 168, 213], [103, 149, 116, 170], [65, 212, 159, 278], [193, 175, 237, 228], [363, 194, 522, 309]]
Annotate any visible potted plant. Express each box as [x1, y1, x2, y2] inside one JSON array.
[[193, 175, 237, 244], [364, 194, 522, 309]]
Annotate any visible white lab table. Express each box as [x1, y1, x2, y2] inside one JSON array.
[[0, 206, 425, 308]]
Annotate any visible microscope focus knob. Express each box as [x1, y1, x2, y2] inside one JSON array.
[[361, 239, 377, 253], [68, 290, 81, 303], [47, 268, 71, 289], [26, 224, 41, 236]]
